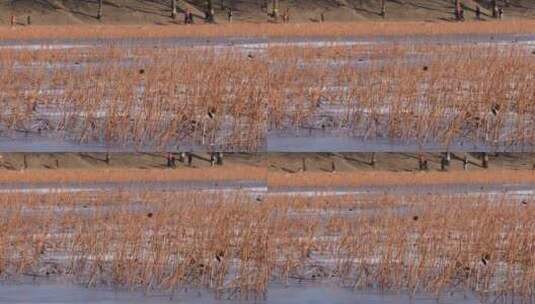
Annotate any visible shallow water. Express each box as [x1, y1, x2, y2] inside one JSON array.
[[266, 133, 509, 152], [0, 180, 266, 194], [0, 282, 481, 304], [1, 127, 531, 153], [1, 180, 534, 200], [1, 33, 534, 49]]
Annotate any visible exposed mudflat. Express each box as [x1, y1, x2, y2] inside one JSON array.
[[1, 179, 534, 200]]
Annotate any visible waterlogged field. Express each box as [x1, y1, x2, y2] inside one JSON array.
[[0, 189, 533, 302], [1, 32, 535, 152]]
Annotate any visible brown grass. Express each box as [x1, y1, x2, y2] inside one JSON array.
[[3, 167, 535, 188], [2, 42, 534, 151], [0, 190, 533, 300], [268, 169, 535, 188], [1, 21, 535, 40], [0, 166, 266, 184]]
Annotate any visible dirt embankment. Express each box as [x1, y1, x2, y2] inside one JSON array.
[[0, 152, 533, 172], [1, 0, 534, 25]]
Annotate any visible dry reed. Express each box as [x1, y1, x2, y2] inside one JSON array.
[[0, 190, 533, 301], [1, 35, 534, 151]]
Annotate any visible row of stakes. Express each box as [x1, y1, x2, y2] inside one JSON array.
[[15, 152, 223, 170], [300, 152, 492, 173], [9, 16, 32, 26], [422, 152, 490, 171], [166, 152, 223, 168], [13, 152, 503, 170]]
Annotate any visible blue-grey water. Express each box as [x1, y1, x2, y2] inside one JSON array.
[[0, 283, 481, 304]]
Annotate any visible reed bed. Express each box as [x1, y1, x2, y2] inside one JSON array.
[[1, 41, 534, 151], [0, 191, 533, 301], [0, 47, 268, 151], [1, 21, 535, 41]]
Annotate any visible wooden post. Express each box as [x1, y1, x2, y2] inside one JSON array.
[[302, 157, 307, 172], [97, 0, 103, 20], [23, 154, 28, 170], [492, 0, 498, 18], [171, 0, 177, 19], [10, 15, 16, 27], [227, 7, 233, 22], [463, 154, 469, 170], [178, 152, 186, 163], [167, 152, 173, 168], [187, 153, 193, 166], [331, 160, 336, 173], [370, 152, 376, 167], [272, 0, 279, 19], [441, 155, 448, 171], [105, 152, 110, 164], [418, 154, 429, 171], [482, 153, 489, 168], [210, 153, 216, 167], [27, 15, 31, 25], [55, 159, 59, 169], [380, 0, 385, 18], [418, 155, 425, 171], [207, 0, 214, 22]]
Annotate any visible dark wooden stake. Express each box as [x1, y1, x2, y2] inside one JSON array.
[[171, 0, 177, 19], [97, 0, 103, 20], [482, 153, 489, 168], [216, 152, 224, 165], [187, 153, 193, 166]]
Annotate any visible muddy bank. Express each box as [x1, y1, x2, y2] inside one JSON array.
[[0, 152, 533, 172]]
